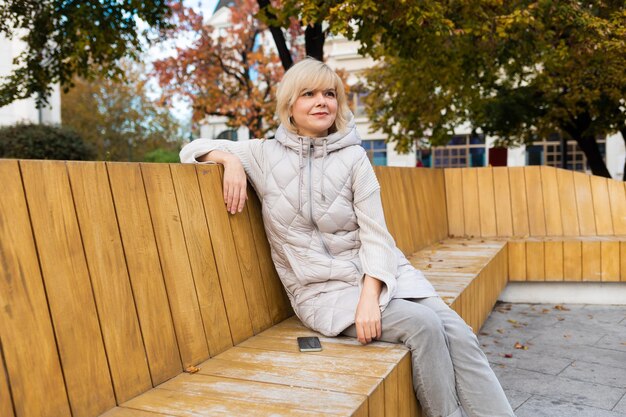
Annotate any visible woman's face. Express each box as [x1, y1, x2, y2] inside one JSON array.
[[290, 87, 338, 138]]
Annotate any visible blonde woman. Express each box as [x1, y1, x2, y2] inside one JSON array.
[[180, 58, 515, 417]]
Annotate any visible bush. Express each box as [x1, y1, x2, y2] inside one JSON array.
[[143, 148, 180, 163], [0, 123, 95, 160]]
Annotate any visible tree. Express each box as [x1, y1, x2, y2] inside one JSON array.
[[0, 0, 172, 106], [62, 61, 183, 162], [153, 0, 303, 138], [293, 0, 626, 178], [0, 123, 94, 160]]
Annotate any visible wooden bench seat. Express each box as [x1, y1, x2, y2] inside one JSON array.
[[104, 318, 416, 416]]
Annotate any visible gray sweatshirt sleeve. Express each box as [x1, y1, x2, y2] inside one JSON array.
[[179, 138, 265, 194]]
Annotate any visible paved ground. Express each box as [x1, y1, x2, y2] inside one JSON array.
[[478, 302, 626, 417]]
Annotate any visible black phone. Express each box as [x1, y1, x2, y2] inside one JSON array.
[[297, 336, 322, 352]]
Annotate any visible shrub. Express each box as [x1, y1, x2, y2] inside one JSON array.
[[142, 148, 180, 163], [0, 123, 95, 160]]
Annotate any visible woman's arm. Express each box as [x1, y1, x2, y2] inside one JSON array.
[[200, 150, 248, 214], [355, 274, 383, 344], [180, 139, 266, 212]]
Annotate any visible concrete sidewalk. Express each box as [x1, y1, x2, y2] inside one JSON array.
[[478, 302, 626, 417]]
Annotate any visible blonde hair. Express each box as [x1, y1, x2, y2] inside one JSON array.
[[276, 58, 350, 135]]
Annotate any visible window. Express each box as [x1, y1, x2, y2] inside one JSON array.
[[348, 90, 368, 118], [527, 135, 606, 172], [431, 134, 486, 168], [362, 139, 387, 166], [217, 129, 238, 141]]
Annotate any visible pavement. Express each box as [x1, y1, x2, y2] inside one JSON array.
[[477, 302, 626, 417]]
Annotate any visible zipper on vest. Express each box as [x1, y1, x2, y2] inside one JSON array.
[[309, 142, 333, 258]]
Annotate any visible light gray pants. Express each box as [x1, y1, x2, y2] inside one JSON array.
[[342, 297, 515, 417]]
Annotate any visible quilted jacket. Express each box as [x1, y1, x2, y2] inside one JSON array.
[[180, 117, 437, 336]]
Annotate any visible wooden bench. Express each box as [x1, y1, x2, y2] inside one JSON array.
[[1, 160, 624, 417]]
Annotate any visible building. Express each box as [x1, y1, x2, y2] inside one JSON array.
[[0, 32, 61, 126], [200, 4, 626, 179]]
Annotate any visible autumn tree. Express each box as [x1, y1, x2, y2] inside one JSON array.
[[0, 0, 172, 106], [153, 0, 303, 138], [292, 0, 626, 178], [62, 61, 183, 161]]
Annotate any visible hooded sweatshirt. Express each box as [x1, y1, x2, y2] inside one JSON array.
[[180, 117, 437, 336]]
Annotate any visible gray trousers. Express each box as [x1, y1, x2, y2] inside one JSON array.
[[342, 297, 515, 417]]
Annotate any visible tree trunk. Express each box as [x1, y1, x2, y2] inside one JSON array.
[[256, 0, 293, 70], [619, 126, 626, 181], [562, 112, 611, 178], [305, 23, 324, 61]]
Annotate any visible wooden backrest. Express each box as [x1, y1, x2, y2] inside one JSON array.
[[375, 166, 449, 254], [444, 166, 626, 238], [0, 160, 292, 417]]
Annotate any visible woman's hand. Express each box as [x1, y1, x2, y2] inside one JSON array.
[[355, 275, 383, 344], [222, 154, 247, 214]]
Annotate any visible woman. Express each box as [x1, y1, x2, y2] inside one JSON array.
[[180, 58, 515, 417]]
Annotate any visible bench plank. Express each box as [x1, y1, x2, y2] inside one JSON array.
[[601, 241, 620, 282], [590, 176, 614, 235], [401, 168, 423, 250], [622, 242, 626, 282], [508, 167, 530, 237], [545, 241, 564, 281], [159, 373, 365, 415], [0, 160, 70, 417], [526, 241, 545, 281], [246, 189, 293, 323], [20, 160, 115, 416], [170, 164, 233, 356], [444, 169, 465, 237], [582, 241, 602, 281], [196, 165, 254, 344], [398, 354, 421, 417], [0, 350, 13, 417], [197, 357, 381, 395], [141, 163, 210, 367], [573, 171, 596, 236], [216, 347, 397, 379], [108, 162, 182, 385], [476, 167, 497, 237], [222, 173, 273, 334], [555, 169, 581, 236], [432, 169, 450, 243], [368, 383, 385, 417], [67, 162, 152, 403], [608, 180, 626, 235], [239, 334, 407, 363], [101, 407, 171, 417], [122, 387, 324, 416], [461, 168, 481, 237], [541, 167, 564, 236], [384, 364, 400, 417], [563, 241, 583, 281], [493, 167, 514, 237], [525, 167, 547, 237]]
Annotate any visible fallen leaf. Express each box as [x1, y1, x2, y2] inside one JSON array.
[[426, 264, 432, 268], [507, 319, 518, 324], [514, 342, 528, 350], [185, 365, 200, 374], [497, 328, 505, 334], [479, 332, 490, 336], [542, 309, 551, 314], [554, 305, 570, 311], [563, 334, 571, 339], [504, 353, 513, 358], [557, 317, 565, 321]]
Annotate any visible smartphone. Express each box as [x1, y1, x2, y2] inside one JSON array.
[[297, 336, 322, 352]]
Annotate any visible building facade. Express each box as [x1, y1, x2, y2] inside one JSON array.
[[0, 32, 61, 126]]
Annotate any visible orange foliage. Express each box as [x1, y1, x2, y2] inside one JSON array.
[[154, 0, 304, 138]]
